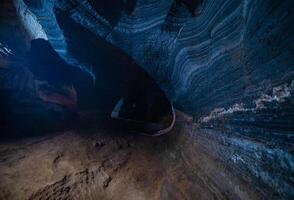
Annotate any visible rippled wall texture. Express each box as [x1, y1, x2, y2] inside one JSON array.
[[19, 0, 293, 115]]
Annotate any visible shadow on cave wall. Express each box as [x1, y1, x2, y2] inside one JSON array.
[[0, 7, 174, 138]]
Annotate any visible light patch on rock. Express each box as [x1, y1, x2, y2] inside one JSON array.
[[200, 81, 294, 123], [255, 82, 293, 109], [0, 42, 13, 57], [12, 0, 48, 40]]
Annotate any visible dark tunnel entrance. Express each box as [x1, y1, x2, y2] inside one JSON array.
[[0, 37, 175, 137]]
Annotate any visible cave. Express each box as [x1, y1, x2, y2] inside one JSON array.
[[0, 0, 293, 199]]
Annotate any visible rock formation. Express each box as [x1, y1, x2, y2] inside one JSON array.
[[0, 0, 293, 199]]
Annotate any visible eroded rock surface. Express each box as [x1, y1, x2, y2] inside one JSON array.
[[0, 112, 264, 200]]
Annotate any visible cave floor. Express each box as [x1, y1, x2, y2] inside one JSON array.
[[0, 113, 261, 200]]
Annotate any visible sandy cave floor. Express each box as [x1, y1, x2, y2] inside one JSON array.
[[0, 113, 261, 200]]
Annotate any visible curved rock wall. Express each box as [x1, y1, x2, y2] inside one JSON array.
[[106, 0, 294, 118], [21, 0, 294, 118]]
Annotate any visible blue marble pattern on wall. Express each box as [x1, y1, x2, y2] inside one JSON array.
[[41, 0, 294, 119], [105, 0, 294, 118]]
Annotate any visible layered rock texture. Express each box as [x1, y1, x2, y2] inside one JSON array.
[[0, 0, 294, 199]]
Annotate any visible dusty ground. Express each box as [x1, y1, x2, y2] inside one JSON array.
[[0, 112, 261, 200]]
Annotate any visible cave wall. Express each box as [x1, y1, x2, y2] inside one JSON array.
[[21, 0, 294, 117]]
